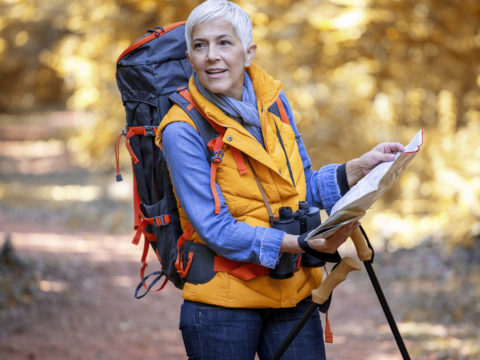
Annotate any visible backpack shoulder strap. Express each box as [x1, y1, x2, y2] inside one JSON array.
[[169, 88, 225, 214], [169, 89, 219, 145]]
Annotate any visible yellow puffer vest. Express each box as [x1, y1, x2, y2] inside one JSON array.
[[156, 64, 323, 308]]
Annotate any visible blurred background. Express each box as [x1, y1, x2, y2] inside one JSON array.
[[0, 0, 479, 359]]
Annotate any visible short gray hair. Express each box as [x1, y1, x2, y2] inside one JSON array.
[[185, 0, 253, 53]]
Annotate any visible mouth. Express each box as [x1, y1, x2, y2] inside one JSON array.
[[206, 68, 227, 75]]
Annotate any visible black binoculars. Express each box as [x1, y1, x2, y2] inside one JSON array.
[[270, 201, 325, 279]]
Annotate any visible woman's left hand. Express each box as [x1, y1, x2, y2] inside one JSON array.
[[346, 142, 405, 187]]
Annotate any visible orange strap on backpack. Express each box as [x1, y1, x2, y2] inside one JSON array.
[[175, 223, 195, 278], [213, 256, 269, 281]]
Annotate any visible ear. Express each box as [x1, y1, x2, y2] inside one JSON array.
[[186, 50, 191, 63], [244, 43, 257, 67]]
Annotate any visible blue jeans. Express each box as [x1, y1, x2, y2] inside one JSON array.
[[179, 297, 326, 360]]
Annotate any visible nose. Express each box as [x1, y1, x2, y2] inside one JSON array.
[[207, 44, 218, 61]]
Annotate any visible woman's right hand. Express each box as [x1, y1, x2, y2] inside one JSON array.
[[306, 221, 359, 254], [280, 221, 359, 254]]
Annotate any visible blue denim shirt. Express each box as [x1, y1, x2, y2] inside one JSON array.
[[162, 92, 342, 269]]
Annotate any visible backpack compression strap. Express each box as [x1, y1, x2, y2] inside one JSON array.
[[115, 124, 176, 294], [115, 125, 172, 240]]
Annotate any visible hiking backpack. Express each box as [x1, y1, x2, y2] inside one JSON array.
[[114, 21, 307, 298], [114, 22, 218, 297]]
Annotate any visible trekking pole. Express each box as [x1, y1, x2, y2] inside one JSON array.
[[271, 257, 361, 360], [350, 225, 411, 360]]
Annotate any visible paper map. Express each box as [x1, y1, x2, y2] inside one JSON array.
[[306, 130, 424, 239]]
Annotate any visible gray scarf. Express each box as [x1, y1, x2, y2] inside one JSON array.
[[193, 72, 264, 146]]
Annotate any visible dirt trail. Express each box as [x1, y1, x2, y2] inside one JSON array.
[[0, 219, 407, 360]]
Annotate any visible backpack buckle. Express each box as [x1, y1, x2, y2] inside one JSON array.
[[143, 126, 155, 136], [211, 149, 224, 164], [153, 215, 171, 227]]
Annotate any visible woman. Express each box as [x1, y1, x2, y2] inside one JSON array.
[[155, 1, 404, 359]]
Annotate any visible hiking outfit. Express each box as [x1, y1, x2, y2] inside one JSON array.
[[156, 63, 348, 359]]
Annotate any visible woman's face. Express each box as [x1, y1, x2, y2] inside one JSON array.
[[187, 18, 256, 100]]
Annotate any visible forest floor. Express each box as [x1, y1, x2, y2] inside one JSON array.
[[0, 112, 479, 360]]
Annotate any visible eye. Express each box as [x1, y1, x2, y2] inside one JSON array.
[[193, 42, 206, 49], [219, 40, 232, 46]]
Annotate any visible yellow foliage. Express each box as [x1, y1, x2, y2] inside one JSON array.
[[0, 0, 479, 247]]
